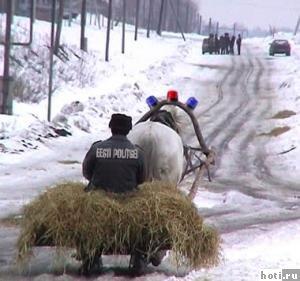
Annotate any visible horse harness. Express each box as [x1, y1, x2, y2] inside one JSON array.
[[149, 110, 180, 133]]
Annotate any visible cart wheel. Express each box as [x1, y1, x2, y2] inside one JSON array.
[[150, 250, 167, 266], [79, 255, 103, 276], [79, 260, 90, 276], [129, 252, 148, 276]]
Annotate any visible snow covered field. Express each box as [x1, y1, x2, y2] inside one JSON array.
[[0, 16, 300, 280]]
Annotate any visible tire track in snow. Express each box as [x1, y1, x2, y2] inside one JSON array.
[[212, 54, 255, 169], [251, 57, 300, 199], [199, 56, 235, 116]]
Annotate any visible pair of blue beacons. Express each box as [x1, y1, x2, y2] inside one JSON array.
[[146, 92, 198, 110]]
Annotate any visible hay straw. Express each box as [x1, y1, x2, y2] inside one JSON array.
[[17, 181, 220, 269]]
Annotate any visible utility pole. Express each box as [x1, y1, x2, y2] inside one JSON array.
[[68, 0, 72, 26], [269, 25, 275, 37], [185, 2, 189, 33], [48, 0, 56, 121], [134, 0, 140, 40], [80, 0, 87, 51], [54, 0, 65, 55], [32, 0, 36, 22], [162, 0, 168, 31], [176, 0, 180, 33], [1, 0, 13, 114], [157, 0, 165, 36], [105, 0, 112, 61], [216, 21, 219, 35], [142, 0, 146, 26], [168, 0, 185, 40], [199, 14, 202, 35], [208, 17, 212, 35], [122, 0, 126, 53], [294, 16, 300, 36], [147, 0, 154, 38]]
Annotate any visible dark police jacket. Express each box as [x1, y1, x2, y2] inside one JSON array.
[[82, 135, 145, 193]]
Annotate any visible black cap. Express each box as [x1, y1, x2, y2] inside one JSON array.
[[109, 113, 132, 135]]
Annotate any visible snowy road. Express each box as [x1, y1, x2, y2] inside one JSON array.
[[1, 41, 300, 281], [195, 44, 300, 233]]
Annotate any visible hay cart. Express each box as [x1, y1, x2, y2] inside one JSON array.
[[17, 94, 218, 276]]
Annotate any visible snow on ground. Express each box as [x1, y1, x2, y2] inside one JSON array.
[[250, 34, 300, 183], [1, 16, 300, 280], [240, 34, 300, 183], [169, 219, 300, 281]]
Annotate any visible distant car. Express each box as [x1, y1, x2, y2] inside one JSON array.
[[202, 38, 210, 54], [269, 39, 291, 56]]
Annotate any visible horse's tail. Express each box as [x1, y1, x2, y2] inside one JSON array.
[[129, 125, 158, 181], [139, 132, 160, 181]]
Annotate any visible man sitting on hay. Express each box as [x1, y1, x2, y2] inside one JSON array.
[[82, 113, 166, 273]]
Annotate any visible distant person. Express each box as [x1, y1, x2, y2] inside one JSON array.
[[236, 34, 242, 55], [208, 33, 214, 54], [224, 33, 230, 54], [214, 34, 220, 54], [219, 35, 225, 54], [230, 35, 236, 55]]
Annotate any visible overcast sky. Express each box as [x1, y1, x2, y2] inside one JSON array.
[[198, 0, 300, 30]]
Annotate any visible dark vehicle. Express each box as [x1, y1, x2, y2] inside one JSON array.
[[202, 38, 210, 54], [269, 40, 291, 56]]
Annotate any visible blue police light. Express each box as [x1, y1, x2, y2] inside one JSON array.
[[186, 97, 198, 110], [146, 95, 158, 108]]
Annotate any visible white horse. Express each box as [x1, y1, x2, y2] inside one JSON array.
[[128, 107, 191, 184]]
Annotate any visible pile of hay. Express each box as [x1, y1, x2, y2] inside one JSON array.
[[17, 181, 220, 269]]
